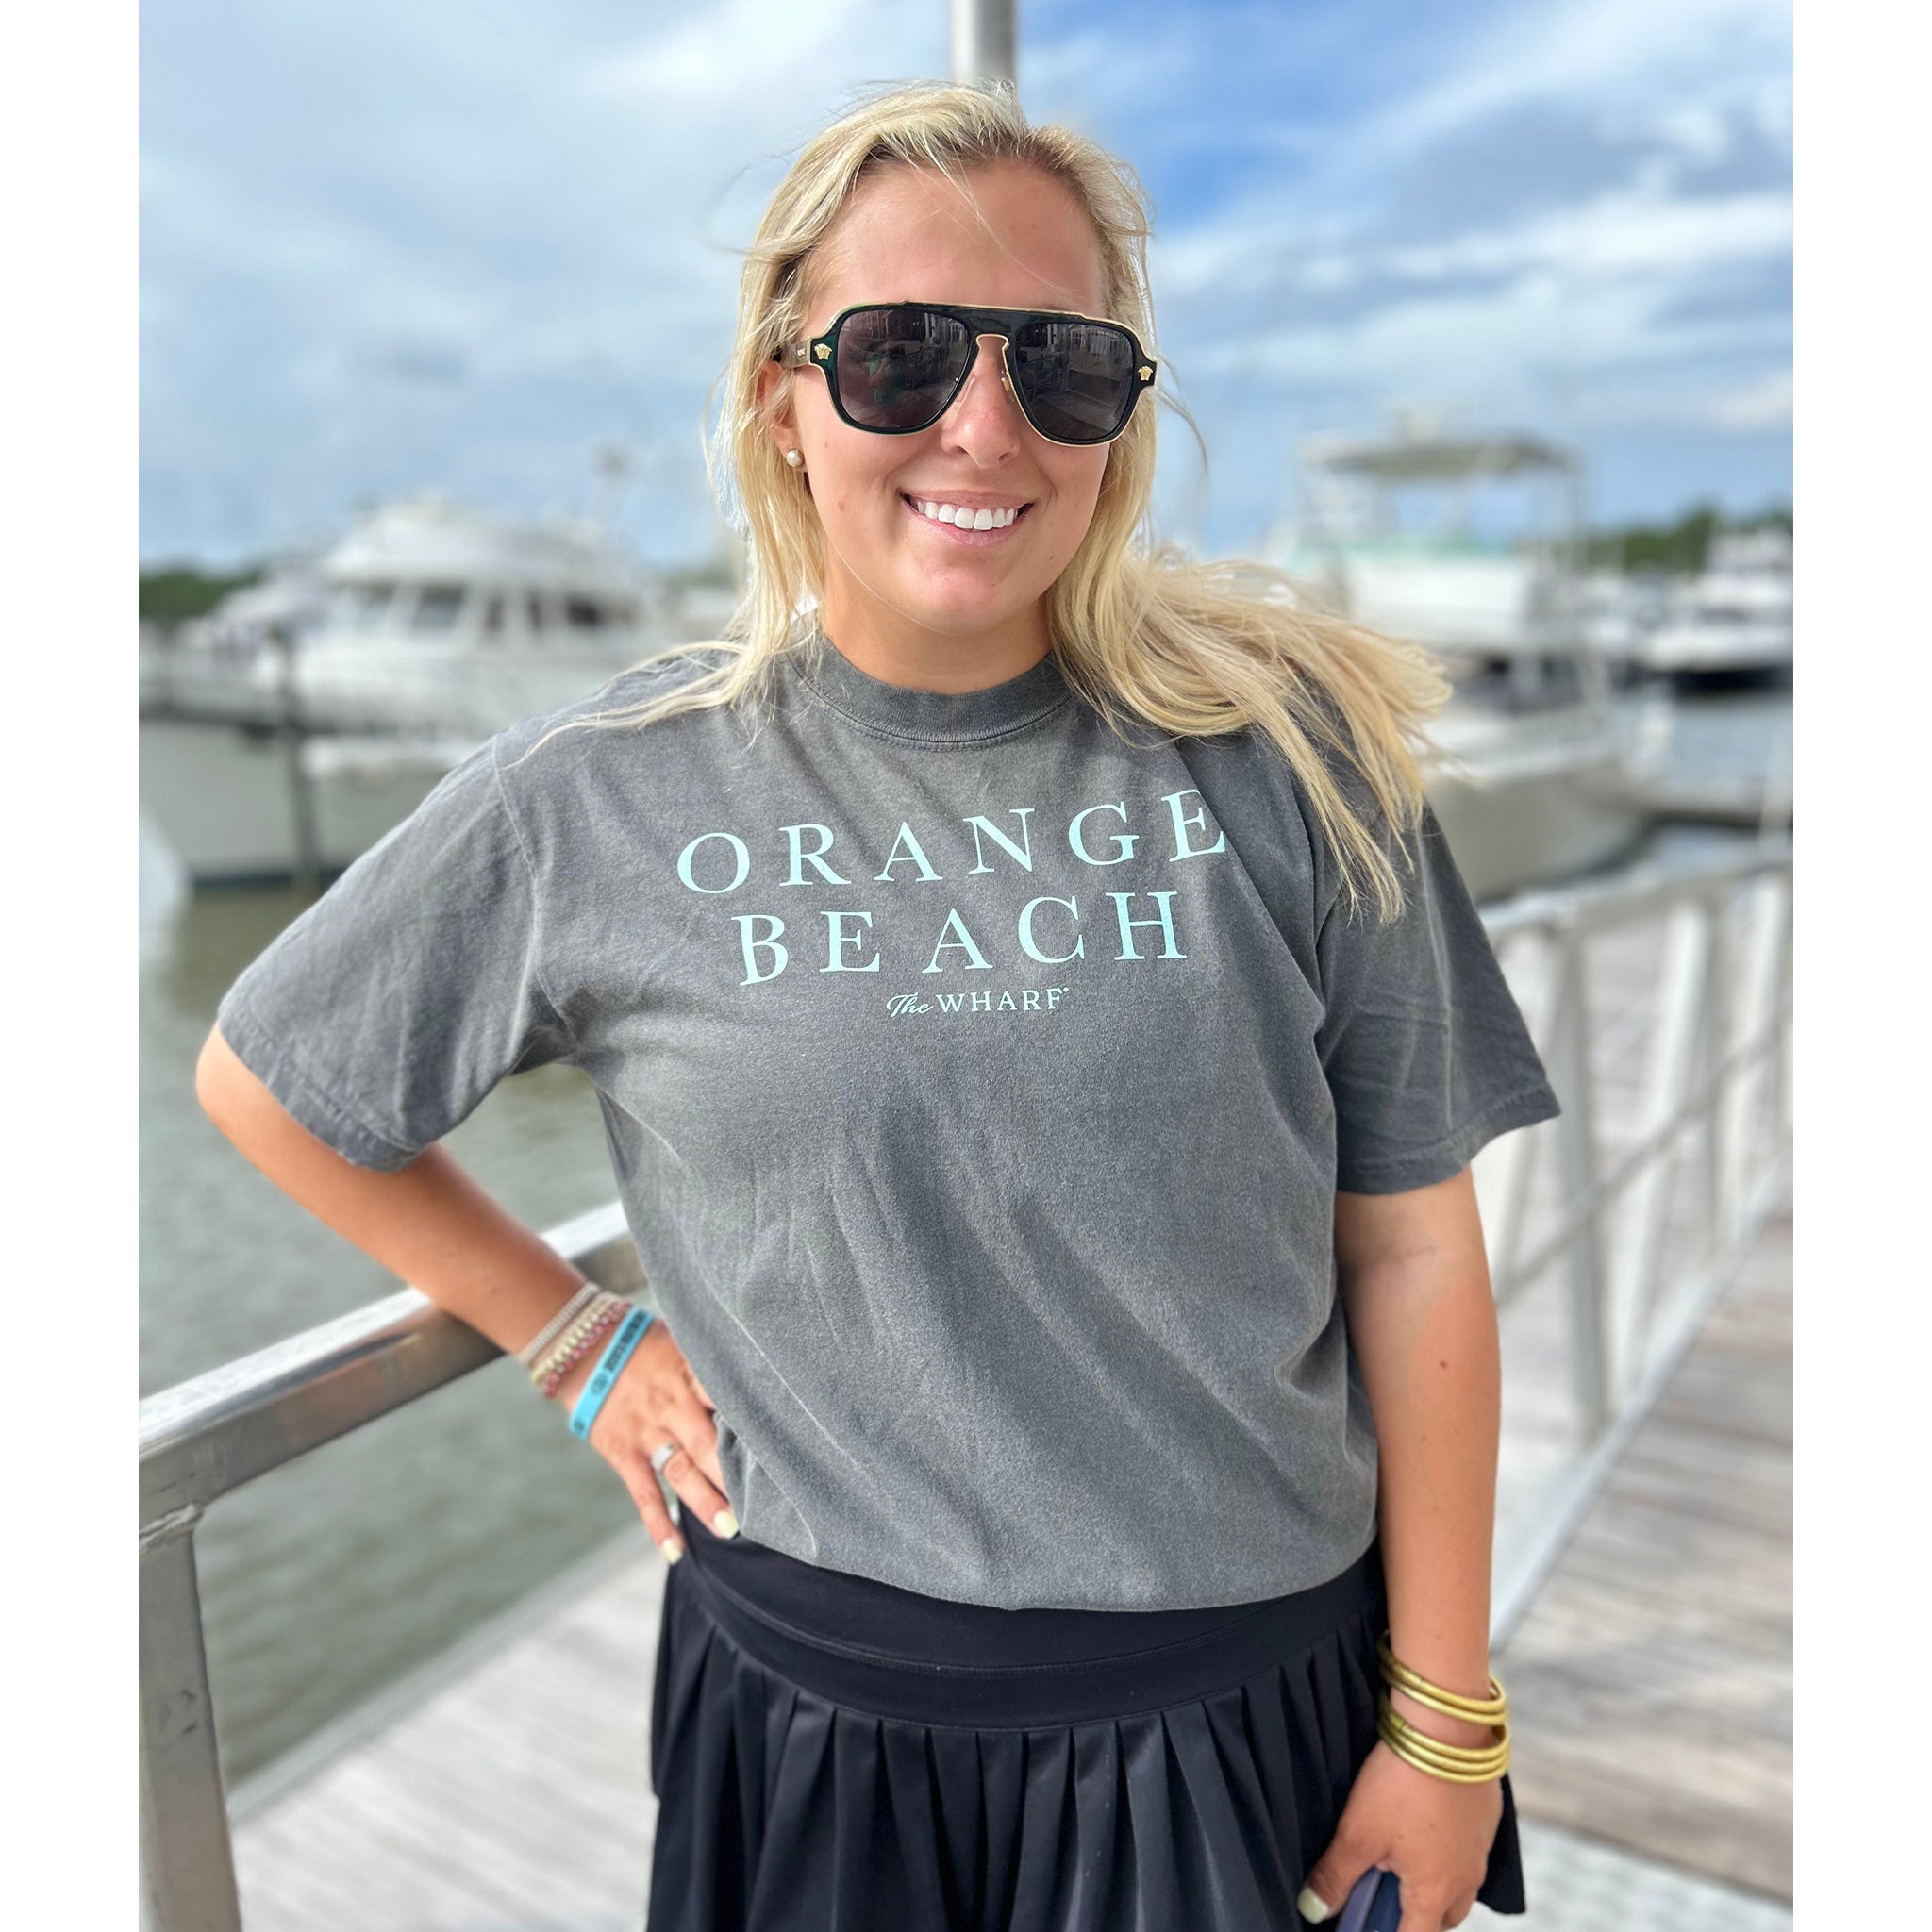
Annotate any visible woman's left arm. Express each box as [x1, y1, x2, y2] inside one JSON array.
[[1297, 1164, 1507, 1931]]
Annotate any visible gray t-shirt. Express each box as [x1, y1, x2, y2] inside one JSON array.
[[215, 637, 1560, 1611]]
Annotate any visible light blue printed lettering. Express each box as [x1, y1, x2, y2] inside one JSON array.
[[734, 914, 788, 984], [677, 830, 750, 895], [874, 823, 941, 882], [1022, 989, 1041, 1010], [821, 910, 879, 973], [1109, 891, 1185, 960], [935, 993, 967, 1012], [783, 823, 850, 887], [1017, 894, 1084, 963], [963, 808, 1035, 874], [1161, 788, 1227, 860], [1068, 801, 1137, 865], [923, 908, 993, 974], [971, 991, 993, 1011]]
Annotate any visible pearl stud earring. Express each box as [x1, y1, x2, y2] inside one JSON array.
[[784, 449, 804, 469]]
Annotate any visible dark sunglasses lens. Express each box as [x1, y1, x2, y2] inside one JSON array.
[[834, 307, 972, 430], [1011, 319, 1141, 442]]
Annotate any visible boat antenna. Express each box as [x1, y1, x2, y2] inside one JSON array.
[[589, 442, 634, 537]]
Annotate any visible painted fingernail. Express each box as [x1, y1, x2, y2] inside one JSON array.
[[1295, 1885, 1334, 1923], [713, 1509, 740, 1538], [660, 1538, 683, 1565]]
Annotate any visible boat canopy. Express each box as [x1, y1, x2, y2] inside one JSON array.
[[1300, 430, 1581, 483]]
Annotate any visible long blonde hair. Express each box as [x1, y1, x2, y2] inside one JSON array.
[[536, 78, 1456, 922]]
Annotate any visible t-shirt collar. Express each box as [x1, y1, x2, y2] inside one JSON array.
[[790, 625, 1073, 743]]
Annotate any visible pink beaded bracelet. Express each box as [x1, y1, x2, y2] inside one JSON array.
[[540, 1303, 630, 1399], [528, 1291, 625, 1391]]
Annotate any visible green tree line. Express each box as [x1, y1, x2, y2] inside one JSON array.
[[139, 566, 263, 625], [1585, 501, 1791, 575]]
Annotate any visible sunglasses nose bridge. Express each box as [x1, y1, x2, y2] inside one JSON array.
[[956, 329, 1015, 400]]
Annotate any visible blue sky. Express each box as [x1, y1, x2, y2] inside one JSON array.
[[140, 0, 1791, 569]]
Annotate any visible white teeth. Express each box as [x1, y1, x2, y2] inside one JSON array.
[[912, 499, 1020, 529]]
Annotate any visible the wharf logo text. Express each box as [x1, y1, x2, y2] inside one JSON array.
[[884, 987, 1071, 1019], [670, 789, 1228, 991]]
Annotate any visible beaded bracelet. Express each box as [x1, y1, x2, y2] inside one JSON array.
[[528, 1291, 627, 1390], [539, 1311, 625, 1399], [517, 1281, 600, 1369], [537, 1298, 632, 1399]]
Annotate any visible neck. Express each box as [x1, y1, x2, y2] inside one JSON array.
[[815, 577, 1052, 693]]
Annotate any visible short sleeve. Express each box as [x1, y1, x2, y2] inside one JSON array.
[[212, 734, 576, 1171], [1315, 795, 1560, 1194]]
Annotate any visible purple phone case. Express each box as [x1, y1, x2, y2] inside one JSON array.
[[1334, 1865, 1401, 1932]]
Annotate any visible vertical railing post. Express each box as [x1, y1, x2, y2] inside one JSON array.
[[1606, 900, 1708, 1403], [1700, 888, 1740, 1254], [1485, 923, 1557, 1302], [1547, 919, 1610, 1440], [141, 1507, 243, 1932]]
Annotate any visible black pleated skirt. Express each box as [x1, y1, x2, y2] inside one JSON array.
[[647, 1507, 1527, 1931]]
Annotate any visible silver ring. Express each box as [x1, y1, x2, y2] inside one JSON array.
[[650, 1441, 678, 1475]]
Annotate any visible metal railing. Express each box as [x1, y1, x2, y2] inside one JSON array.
[[138, 834, 1791, 1930], [139, 1207, 647, 1932], [1475, 834, 1793, 1637]]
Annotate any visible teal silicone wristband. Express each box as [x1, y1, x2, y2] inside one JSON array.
[[569, 1306, 655, 1441]]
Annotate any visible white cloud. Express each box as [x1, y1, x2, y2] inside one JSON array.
[[1377, 0, 1790, 155], [140, 0, 1790, 558], [1709, 367, 1792, 428]]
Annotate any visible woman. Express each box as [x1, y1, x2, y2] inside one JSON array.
[[198, 79, 1557, 1932]]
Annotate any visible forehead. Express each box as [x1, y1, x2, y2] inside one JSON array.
[[806, 159, 1109, 324]]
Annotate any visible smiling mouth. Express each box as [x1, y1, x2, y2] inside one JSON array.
[[901, 494, 1035, 536], [900, 494, 1035, 533]]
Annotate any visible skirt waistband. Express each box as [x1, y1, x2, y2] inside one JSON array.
[[675, 1507, 1388, 1729]]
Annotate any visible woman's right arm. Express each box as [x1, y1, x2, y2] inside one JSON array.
[[194, 1021, 734, 1562]]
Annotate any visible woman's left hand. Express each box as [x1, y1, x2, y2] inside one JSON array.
[[1297, 1740, 1502, 1930]]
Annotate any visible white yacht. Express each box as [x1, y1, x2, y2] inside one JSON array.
[[1631, 527, 1792, 678], [1264, 421, 1655, 901], [141, 495, 737, 887]]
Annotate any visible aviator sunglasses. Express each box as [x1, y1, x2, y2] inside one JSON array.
[[773, 302, 1158, 446]]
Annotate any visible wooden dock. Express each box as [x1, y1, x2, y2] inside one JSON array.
[[1492, 1188, 1792, 1900], [225, 882, 1794, 1927]]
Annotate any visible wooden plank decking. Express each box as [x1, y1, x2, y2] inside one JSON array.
[[1492, 1191, 1792, 1900]]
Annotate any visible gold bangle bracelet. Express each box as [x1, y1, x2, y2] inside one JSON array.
[[1376, 1700, 1510, 1781], [1383, 1674, 1511, 1730], [1377, 1727, 1511, 1785], [1379, 1721, 1510, 1774], [1379, 1734, 1509, 1785], [1377, 1696, 1509, 1755], [1376, 1636, 1508, 1724]]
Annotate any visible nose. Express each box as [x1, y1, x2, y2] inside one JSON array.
[[936, 333, 1027, 450]]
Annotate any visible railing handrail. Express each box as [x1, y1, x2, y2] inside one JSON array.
[[1480, 830, 1790, 939], [140, 1203, 638, 1532]]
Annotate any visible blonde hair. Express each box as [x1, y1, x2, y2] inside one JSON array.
[[534, 77, 1456, 922]]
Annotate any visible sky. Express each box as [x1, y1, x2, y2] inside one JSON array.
[[140, 0, 1792, 571]]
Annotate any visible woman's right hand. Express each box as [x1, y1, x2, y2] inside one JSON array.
[[550, 1317, 738, 1564]]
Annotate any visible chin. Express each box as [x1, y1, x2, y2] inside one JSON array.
[[901, 586, 1031, 630]]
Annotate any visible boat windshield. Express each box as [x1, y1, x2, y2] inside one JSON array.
[[411, 586, 467, 632]]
